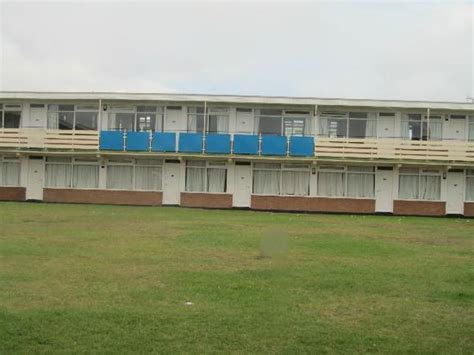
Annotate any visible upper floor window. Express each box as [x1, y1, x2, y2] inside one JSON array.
[[0, 155, 21, 186], [256, 109, 310, 136], [187, 107, 205, 133], [317, 165, 375, 198], [108, 105, 163, 132], [253, 163, 310, 196], [186, 107, 230, 134], [401, 114, 442, 141], [185, 160, 227, 192], [469, 116, 474, 142], [319, 111, 376, 138], [398, 168, 441, 200], [48, 104, 98, 131], [0, 104, 22, 129]]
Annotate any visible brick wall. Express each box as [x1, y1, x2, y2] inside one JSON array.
[[43, 189, 162, 206], [0, 187, 26, 201], [464, 203, 474, 217], [393, 200, 446, 216], [251, 195, 375, 214], [180, 192, 233, 209]]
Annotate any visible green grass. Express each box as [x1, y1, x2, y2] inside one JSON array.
[[0, 202, 473, 353]]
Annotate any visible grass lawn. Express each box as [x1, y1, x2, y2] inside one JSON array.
[[0, 202, 473, 353]]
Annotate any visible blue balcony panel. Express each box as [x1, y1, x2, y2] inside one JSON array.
[[233, 134, 259, 155], [126, 132, 150, 151], [261, 135, 287, 156], [205, 134, 231, 154], [290, 136, 314, 157], [152, 132, 176, 152], [179, 133, 203, 153], [100, 131, 124, 151]]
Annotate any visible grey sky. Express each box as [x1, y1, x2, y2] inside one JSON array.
[[0, 1, 472, 102]]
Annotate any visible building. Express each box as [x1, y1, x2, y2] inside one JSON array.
[[0, 91, 473, 216]]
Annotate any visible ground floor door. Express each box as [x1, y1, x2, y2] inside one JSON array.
[[26, 158, 45, 200], [375, 169, 393, 213], [233, 163, 252, 207], [446, 171, 464, 215], [163, 161, 181, 205]]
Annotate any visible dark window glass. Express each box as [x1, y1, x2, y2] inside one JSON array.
[[409, 121, 422, 140], [328, 118, 347, 138], [58, 105, 74, 111], [259, 109, 282, 116], [136, 106, 156, 113], [136, 113, 156, 131], [58, 112, 74, 130], [259, 116, 282, 135], [349, 112, 368, 119], [348, 119, 367, 138], [115, 113, 134, 131], [75, 112, 98, 130], [4, 111, 21, 128]]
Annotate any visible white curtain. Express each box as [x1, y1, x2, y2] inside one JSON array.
[[347, 172, 374, 198], [282, 171, 309, 196], [253, 170, 280, 195], [214, 115, 229, 133], [399, 175, 419, 199], [186, 167, 206, 192], [469, 118, 474, 142], [466, 176, 474, 201], [318, 172, 344, 196], [73, 165, 99, 189], [401, 120, 410, 139], [429, 121, 442, 140], [365, 119, 377, 138], [107, 165, 133, 190], [318, 117, 328, 136], [135, 166, 162, 191], [1, 162, 20, 186], [207, 168, 226, 192], [45, 164, 71, 188], [420, 175, 440, 200], [47, 112, 59, 129]]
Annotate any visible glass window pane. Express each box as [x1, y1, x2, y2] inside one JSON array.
[[1, 162, 20, 186], [73, 165, 99, 188], [135, 166, 162, 191], [137, 105, 156, 112], [347, 172, 374, 198], [106, 165, 133, 190], [45, 164, 72, 188], [399, 175, 419, 199], [328, 118, 347, 138], [318, 171, 344, 196], [3, 111, 21, 128], [207, 168, 226, 192], [253, 170, 280, 195], [186, 167, 206, 192], [58, 105, 74, 111], [112, 113, 134, 131], [58, 112, 74, 130], [282, 171, 309, 196], [75, 112, 98, 130], [136, 113, 156, 131], [259, 116, 282, 135]]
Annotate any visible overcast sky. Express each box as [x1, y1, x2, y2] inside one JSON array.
[[0, 1, 472, 102]]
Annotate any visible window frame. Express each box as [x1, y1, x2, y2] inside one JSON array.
[[0, 155, 21, 186], [401, 113, 443, 141], [185, 160, 228, 193], [108, 105, 164, 132], [398, 167, 442, 201], [106, 158, 163, 191], [45, 157, 100, 189], [317, 165, 375, 198], [48, 104, 99, 131], [0, 104, 22, 129], [465, 169, 474, 202], [319, 111, 377, 139], [252, 162, 311, 196]]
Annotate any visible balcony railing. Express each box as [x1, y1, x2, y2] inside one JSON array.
[[1, 128, 474, 162], [0, 128, 99, 150]]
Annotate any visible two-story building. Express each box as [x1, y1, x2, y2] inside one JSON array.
[[0, 91, 473, 216]]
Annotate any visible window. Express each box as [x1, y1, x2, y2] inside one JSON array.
[[319, 111, 376, 138], [317, 166, 374, 198], [256, 109, 310, 136], [399, 168, 441, 200], [108, 105, 163, 132], [185, 160, 227, 192], [48, 104, 98, 130], [45, 157, 99, 189], [466, 170, 474, 201], [469, 116, 474, 142], [0, 156, 21, 186], [401, 114, 443, 141], [106, 159, 162, 191], [253, 163, 310, 196], [208, 107, 229, 134], [187, 107, 205, 133], [0, 104, 22, 128]]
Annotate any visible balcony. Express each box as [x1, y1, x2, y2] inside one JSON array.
[[1, 128, 473, 163]]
